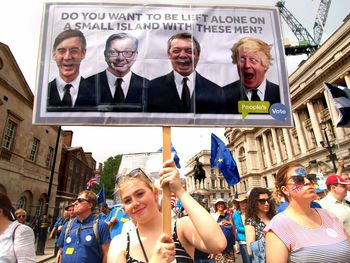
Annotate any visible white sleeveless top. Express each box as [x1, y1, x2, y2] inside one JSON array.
[[0, 221, 36, 263]]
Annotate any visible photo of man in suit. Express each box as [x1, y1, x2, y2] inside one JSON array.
[[47, 29, 97, 112], [223, 37, 281, 114], [86, 33, 149, 112], [147, 32, 224, 113]]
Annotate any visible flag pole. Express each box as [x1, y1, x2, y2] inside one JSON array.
[[162, 126, 171, 235]]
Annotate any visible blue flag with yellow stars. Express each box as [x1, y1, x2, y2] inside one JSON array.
[[210, 133, 240, 186]]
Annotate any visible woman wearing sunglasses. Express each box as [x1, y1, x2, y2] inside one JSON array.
[[265, 163, 350, 263], [245, 187, 276, 263], [107, 159, 226, 263]]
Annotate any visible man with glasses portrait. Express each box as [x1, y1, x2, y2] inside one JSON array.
[[55, 190, 110, 263], [86, 32, 149, 112]]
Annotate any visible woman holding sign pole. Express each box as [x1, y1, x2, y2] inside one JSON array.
[[107, 159, 226, 263]]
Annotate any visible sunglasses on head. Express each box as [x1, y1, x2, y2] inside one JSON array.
[[116, 168, 151, 186], [257, 198, 270, 204], [289, 174, 317, 185]]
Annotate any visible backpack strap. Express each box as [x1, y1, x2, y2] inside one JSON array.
[[93, 215, 100, 245], [12, 223, 20, 261], [64, 218, 75, 240]]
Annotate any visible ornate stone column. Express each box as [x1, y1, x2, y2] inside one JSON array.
[[306, 100, 323, 147], [292, 111, 308, 153]]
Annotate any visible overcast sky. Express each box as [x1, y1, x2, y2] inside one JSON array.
[[1, 0, 349, 170]]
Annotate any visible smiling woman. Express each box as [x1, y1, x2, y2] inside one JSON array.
[[107, 159, 227, 263]]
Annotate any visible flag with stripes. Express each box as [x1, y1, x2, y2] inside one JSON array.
[[86, 175, 100, 189], [324, 82, 350, 127]]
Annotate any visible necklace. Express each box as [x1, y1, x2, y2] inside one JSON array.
[[136, 228, 149, 263]]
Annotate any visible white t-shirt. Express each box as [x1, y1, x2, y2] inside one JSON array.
[[0, 221, 36, 263]]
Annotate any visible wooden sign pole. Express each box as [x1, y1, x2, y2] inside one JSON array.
[[162, 126, 172, 235]]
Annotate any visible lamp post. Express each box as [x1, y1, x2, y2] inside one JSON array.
[[36, 126, 61, 255], [320, 122, 337, 172]]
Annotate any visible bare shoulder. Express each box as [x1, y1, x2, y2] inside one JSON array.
[[108, 232, 128, 262]]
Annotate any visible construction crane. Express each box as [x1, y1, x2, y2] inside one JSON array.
[[276, 0, 332, 56]]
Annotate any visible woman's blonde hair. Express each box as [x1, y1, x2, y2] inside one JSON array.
[[115, 169, 158, 203]]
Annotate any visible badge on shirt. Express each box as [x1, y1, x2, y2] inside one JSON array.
[[66, 248, 74, 254]]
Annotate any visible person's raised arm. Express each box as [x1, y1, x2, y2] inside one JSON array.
[[159, 159, 226, 254], [336, 159, 344, 176], [245, 224, 256, 257], [265, 231, 288, 263]]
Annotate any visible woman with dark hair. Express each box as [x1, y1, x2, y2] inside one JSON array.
[[107, 159, 226, 263], [0, 193, 36, 262], [245, 187, 276, 262], [265, 163, 350, 263]]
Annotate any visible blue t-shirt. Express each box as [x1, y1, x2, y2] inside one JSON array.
[[98, 211, 110, 221], [277, 201, 322, 213], [105, 206, 130, 239], [56, 213, 111, 263]]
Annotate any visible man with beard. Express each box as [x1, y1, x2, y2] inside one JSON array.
[[86, 33, 149, 112], [47, 29, 97, 112], [223, 37, 280, 114], [147, 32, 224, 113]]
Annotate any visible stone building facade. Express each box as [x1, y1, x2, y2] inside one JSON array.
[[0, 43, 62, 221], [185, 150, 233, 207], [0, 42, 99, 223], [54, 130, 98, 218]]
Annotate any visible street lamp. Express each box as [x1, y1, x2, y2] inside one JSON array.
[[320, 122, 337, 172], [36, 126, 61, 255]]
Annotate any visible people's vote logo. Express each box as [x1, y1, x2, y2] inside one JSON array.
[[269, 103, 288, 121]]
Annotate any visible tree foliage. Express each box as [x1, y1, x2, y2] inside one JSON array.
[[99, 155, 122, 199]]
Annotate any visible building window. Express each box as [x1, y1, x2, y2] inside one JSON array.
[[211, 179, 216, 189], [220, 179, 224, 189], [69, 160, 74, 170], [29, 138, 40, 162], [213, 193, 216, 199], [263, 176, 268, 187], [221, 193, 224, 199], [2, 120, 17, 149], [45, 147, 54, 168], [243, 181, 247, 192], [17, 196, 27, 209]]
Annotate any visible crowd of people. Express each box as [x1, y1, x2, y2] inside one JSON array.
[[1, 158, 350, 262]]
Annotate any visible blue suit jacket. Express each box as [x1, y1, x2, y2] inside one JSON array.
[[47, 77, 97, 112], [223, 79, 281, 114], [86, 70, 149, 112], [147, 71, 225, 113]]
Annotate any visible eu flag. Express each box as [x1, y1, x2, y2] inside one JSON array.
[[210, 133, 240, 186], [97, 185, 106, 205], [157, 143, 181, 168]]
